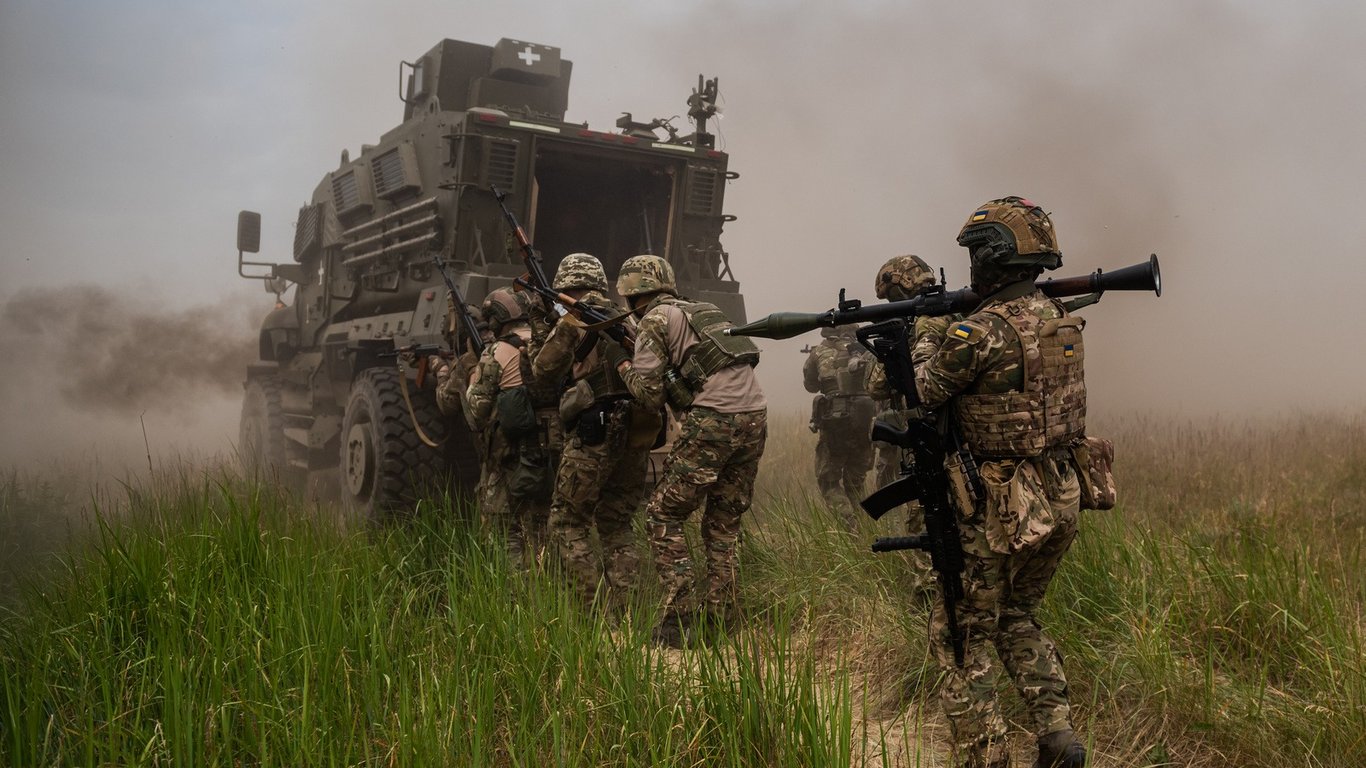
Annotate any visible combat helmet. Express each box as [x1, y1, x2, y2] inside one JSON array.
[[553, 252, 608, 292], [616, 254, 676, 298], [875, 254, 936, 300], [480, 287, 528, 334], [957, 196, 1062, 271]]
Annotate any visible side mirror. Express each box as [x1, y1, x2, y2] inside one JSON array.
[[237, 210, 262, 254]]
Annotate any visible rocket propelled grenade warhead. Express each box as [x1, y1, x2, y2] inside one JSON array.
[[726, 311, 835, 339]]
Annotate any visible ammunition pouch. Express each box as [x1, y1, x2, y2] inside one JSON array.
[[624, 401, 666, 451], [814, 394, 878, 432], [507, 442, 551, 500], [809, 395, 830, 432], [1070, 435, 1117, 510], [495, 386, 539, 438], [574, 396, 628, 447], [663, 367, 695, 410]]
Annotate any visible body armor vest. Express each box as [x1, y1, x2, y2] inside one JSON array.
[[954, 300, 1087, 457], [660, 297, 761, 388], [575, 337, 631, 401], [568, 295, 632, 402]]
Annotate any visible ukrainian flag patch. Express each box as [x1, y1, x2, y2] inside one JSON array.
[[1064, 344, 1075, 357], [953, 324, 974, 339], [971, 210, 989, 222]]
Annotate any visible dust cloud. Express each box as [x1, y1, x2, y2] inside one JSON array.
[[3, 1, 1366, 471], [0, 287, 255, 470]]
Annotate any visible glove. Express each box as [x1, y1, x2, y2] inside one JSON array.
[[428, 356, 451, 387], [601, 340, 630, 370]]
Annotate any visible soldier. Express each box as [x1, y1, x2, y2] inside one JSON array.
[[802, 325, 877, 529], [914, 197, 1089, 768], [866, 255, 951, 566], [436, 287, 559, 567], [531, 254, 662, 608], [602, 255, 767, 648], [867, 255, 942, 489]]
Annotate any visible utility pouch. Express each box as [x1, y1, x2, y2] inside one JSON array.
[[507, 445, 550, 499], [575, 404, 610, 446], [663, 367, 695, 410], [495, 386, 538, 438], [625, 401, 665, 451], [558, 379, 594, 429], [1071, 435, 1117, 510], [809, 394, 829, 433]]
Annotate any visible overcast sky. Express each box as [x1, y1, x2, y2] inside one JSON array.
[[3, 0, 1365, 467]]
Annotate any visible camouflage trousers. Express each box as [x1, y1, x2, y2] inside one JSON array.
[[931, 454, 1081, 766], [814, 422, 874, 530], [646, 407, 767, 619], [549, 403, 649, 605], [481, 414, 561, 568]]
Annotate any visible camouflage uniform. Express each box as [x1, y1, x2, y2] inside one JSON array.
[[611, 255, 767, 644], [866, 255, 946, 562], [802, 327, 876, 529], [532, 254, 660, 606], [455, 289, 562, 567], [915, 198, 1087, 768]]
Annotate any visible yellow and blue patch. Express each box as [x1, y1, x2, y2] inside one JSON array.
[[953, 323, 974, 339], [1063, 344, 1075, 357], [971, 210, 989, 222]]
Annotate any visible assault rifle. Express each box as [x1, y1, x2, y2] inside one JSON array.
[[379, 343, 453, 389], [729, 255, 1163, 666], [491, 184, 636, 352], [433, 255, 485, 357]]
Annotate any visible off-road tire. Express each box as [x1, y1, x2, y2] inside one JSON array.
[[240, 376, 301, 488], [340, 367, 467, 521]]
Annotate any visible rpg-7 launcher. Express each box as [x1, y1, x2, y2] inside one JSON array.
[[492, 184, 636, 352], [726, 255, 1161, 340], [729, 254, 1162, 667]]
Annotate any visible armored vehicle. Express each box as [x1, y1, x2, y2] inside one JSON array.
[[235, 38, 746, 518]]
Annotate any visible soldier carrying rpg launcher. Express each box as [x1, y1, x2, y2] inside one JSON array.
[[729, 196, 1160, 768]]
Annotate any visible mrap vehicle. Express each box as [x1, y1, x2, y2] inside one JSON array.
[[235, 38, 746, 518]]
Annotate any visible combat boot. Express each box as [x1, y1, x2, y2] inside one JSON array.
[[1033, 729, 1086, 768]]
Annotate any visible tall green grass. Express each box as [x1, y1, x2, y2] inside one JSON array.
[[0, 472, 852, 766], [2, 413, 1363, 766]]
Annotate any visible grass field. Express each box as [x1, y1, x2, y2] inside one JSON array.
[[2, 413, 1363, 766]]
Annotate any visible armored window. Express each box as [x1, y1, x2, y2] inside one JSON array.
[[330, 168, 373, 218], [293, 203, 322, 263], [686, 165, 719, 216], [481, 139, 519, 190], [370, 143, 421, 200]]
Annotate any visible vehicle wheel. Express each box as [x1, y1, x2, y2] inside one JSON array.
[[340, 367, 460, 521], [240, 376, 301, 487]]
